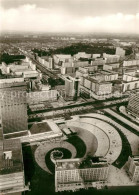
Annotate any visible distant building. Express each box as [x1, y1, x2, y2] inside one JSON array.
[[135, 53, 139, 60], [121, 72, 139, 93], [61, 66, 75, 75], [38, 56, 54, 69], [64, 76, 80, 100], [1, 62, 10, 74], [103, 53, 120, 64], [27, 90, 59, 104], [1, 60, 37, 77], [74, 61, 90, 68], [53, 54, 73, 65], [115, 47, 125, 57], [119, 42, 132, 47], [103, 63, 120, 71], [79, 70, 118, 96], [1, 60, 40, 92], [74, 52, 91, 59], [127, 94, 139, 119], [126, 156, 139, 182], [76, 67, 89, 78], [80, 76, 112, 96], [91, 58, 105, 68], [0, 78, 28, 134], [22, 70, 39, 78], [123, 60, 139, 67], [92, 54, 101, 59], [98, 38, 108, 43], [55, 157, 109, 192], [91, 70, 118, 82]]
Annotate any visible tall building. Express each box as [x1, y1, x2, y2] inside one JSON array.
[[55, 157, 109, 192], [0, 125, 27, 195], [126, 156, 139, 182], [64, 76, 80, 100], [0, 78, 28, 134], [127, 94, 139, 119]]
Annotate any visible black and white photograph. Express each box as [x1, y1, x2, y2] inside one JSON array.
[[0, 0, 139, 195]]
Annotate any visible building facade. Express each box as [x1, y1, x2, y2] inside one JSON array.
[[0, 78, 28, 134], [126, 156, 139, 182], [64, 76, 80, 100], [0, 125, 27, 195], [127, 94, 139, 119], [116, 47, 125, 57], [123, 60, 139, 67], [55, 158, 109, 192], [80, 76, 113, 96], [27, 90, 59, 104]]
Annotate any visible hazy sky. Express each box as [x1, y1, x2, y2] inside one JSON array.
[[0, 0, 139, 33]]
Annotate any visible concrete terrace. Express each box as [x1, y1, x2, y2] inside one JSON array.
[[80, 113, 138, 155], [35, 141, 77, 174], [66, 116, 122, 164]]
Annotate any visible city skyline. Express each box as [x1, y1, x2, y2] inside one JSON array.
[[0, 18, 139, 194], [0, 0, 139, 34]]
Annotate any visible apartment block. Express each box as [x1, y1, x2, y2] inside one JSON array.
[[55, 157, 109, 192], [0, 78, 28, 134], [126, 156, 139, 182], [127, 94, 139, 119]]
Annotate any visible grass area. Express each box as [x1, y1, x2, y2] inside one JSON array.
[[67, 135, 86, 158], [0, 53, 25, 64], [32, 42, 116, 57], [104, 111, 139, 136], [103, 113, 132, 168]]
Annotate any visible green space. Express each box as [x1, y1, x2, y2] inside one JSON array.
[[32, 43, 116, 57], [67, 135, 86, 158], [102, 113, 132, 168], [0, 53, 25, 64], [32, 42, 132, 57]]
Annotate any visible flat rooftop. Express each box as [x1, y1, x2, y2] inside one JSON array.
[[0, 78, 24, 83], [30, 121, 52, 134], [84, 76, 111, 84], [4, 131, 29, 139], [29, 120, 61, 135], [56, 158, 108, 171], [55, 54, 72, 58], [0, 81, 26, 89]]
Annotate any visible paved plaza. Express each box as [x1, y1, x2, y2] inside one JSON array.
[[67, 116, 122, 164], [34, 113, 131, 174], [35, 141, 77, 174]]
